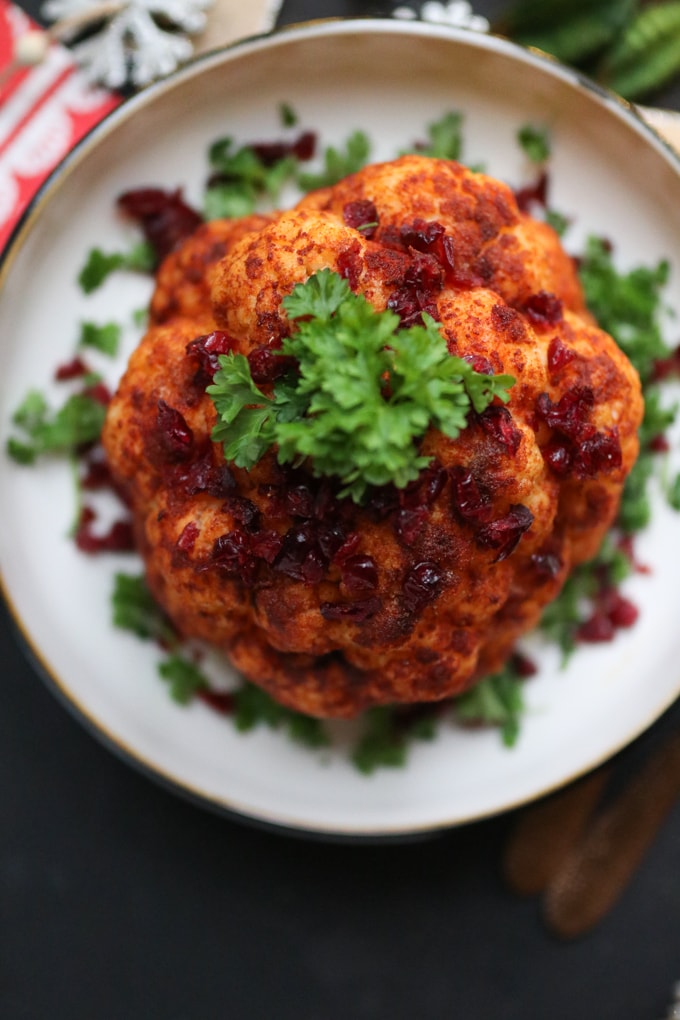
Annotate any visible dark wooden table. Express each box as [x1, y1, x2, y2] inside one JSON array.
[[3, 3, 680, 1018]]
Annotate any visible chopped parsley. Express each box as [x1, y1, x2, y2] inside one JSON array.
[[12, 109, 680, 772], [296, 130, 371, 190], [208, 269, 514, 502], [404, 110, 465, 161], [453, 662, 526, 748], [578, 234, 679, 534], [579, 235, 671, 382], [279, 102, 298, 128], [351, 706, 438, 775], [204, 136, 299, 219], [233, 682, 329, 749], [78, 241, 155, 294], [517, 123, 551, 164], [158, 653, 210, 704], [79, 320, 121, 357], [111, 572, 177, 647], [539, 538, 633, 660], [6, 389, 107, 464]]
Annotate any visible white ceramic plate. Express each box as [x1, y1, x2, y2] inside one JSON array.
[[2, 19, 680, 838]]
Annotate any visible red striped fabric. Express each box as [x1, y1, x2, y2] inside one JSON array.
[[0, 0, 121, 251]]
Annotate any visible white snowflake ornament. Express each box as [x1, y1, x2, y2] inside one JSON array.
[[40, 0, 212, 89], [392, 1, 489, 33]]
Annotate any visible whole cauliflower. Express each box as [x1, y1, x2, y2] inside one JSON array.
[[102, 155, 643, 718]]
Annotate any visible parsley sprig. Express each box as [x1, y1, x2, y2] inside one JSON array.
[[296, 130, 371, 191], [7, 389, 107, 465], [208, 270, 514, 502]]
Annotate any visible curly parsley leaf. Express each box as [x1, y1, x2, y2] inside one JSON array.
[[208, 270, 514, 502]]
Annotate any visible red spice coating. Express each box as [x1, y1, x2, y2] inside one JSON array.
[[102, 155, 643, 717]]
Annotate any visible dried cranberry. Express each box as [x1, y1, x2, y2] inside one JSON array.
[[524, 291, 563, 328], [543, 439, 573, 476], [449, 467, 492, 524], [530, 551, 563, 578], [547, 336, 576, 379], [249, 131, 316, 165], [222, 495, 260, 531], [155, 399, 194, 460], [74, 507, 135, 555], [337, 243, 363, 291], [652, 346, 680, 381], [317, 523, 348, 562], [574, 431, 622, 478], [292, 131, 317, 161], [341, 554, 378, 595], [400, 463, 447, 509], [576, 612, 616, 643], [249, 529, 283, 564], [80, 454, 113, 490], [511, 651, 538, 677], [211, 530, 257, 586], [388, 250, 444, 326], [196, 689, 234, 714], [403, 561, 443, 611], [248, 346, 297, 384], [176, 447, 235, 498], [606, 592, 639, 628], [365, 485, 400, 520], [174, 521, 199, 557], [55, 356, 90, 381], [285, 484, 316, 519], [462, 354, 495, 376], [320, 597, 381, 622], [273, 523, 326, 584], [617, 534, 651, 575], [117, 187, 203, 263], [83, 382, 111, 406], [477, 405, 522, 454], [535, 388, 595, 442], [476, 505, 533, 561], [514, 170, 548, 212], [394, 506, 429, 546], [649, 434, 670, 453], [186, 331, 236, 379], [400, 218, 446, 253], [343, 200, 378, 237], [332, 532, 361, 565]]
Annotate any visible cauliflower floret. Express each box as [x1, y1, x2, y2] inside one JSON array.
[[102, 156, 643, 718]]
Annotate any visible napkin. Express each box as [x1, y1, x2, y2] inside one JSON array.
[[0, 0, 282, 251]]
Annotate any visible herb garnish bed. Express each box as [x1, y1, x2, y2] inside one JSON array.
[[6, 107, 679, 775]]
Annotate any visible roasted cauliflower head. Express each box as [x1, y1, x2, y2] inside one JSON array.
[[102, 155, 643, 718]]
